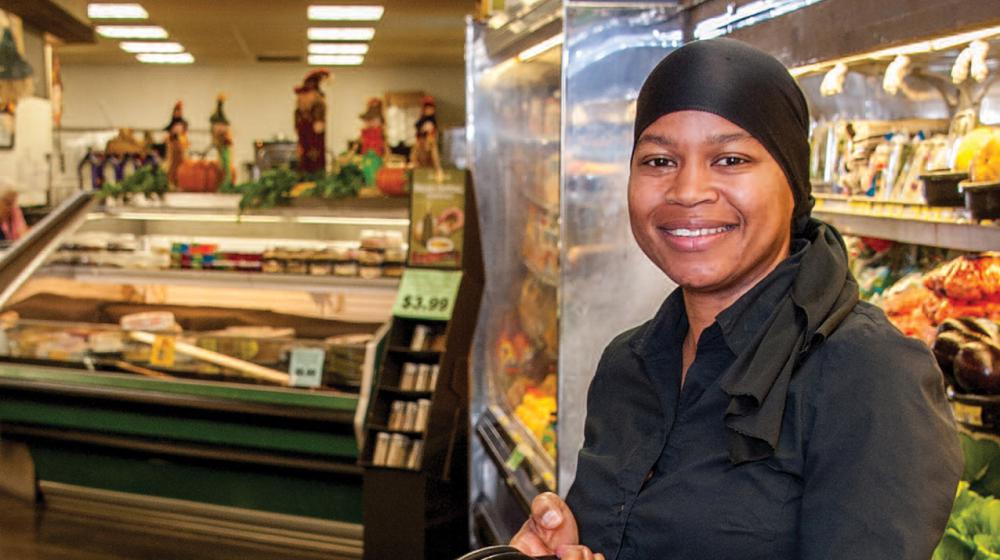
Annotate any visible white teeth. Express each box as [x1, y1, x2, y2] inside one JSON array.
[[666, 226, 732, 237]]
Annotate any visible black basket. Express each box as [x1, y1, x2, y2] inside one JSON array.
[[920, 171, 969, 206]]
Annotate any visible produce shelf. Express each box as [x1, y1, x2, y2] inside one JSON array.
[[812, 195, 1000, 252], [37, 265, 401, 294]]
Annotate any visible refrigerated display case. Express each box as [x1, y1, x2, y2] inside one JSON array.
[[467, 2, 681, 544], [0, 193, 409, 558]]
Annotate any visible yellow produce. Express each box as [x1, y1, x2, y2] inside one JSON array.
[[955, 127, 999, 172], [971, 137, 1000, 183]]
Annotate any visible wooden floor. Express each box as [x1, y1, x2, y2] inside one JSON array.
[[0, 491, 335, 560]]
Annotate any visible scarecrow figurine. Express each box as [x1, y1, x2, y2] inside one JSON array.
[[210, 94, 234, 186], [410, 95, 441, 171], [358, 97, 387, 156], [294, 69, 330, 174], [163, 101, 189, 187]]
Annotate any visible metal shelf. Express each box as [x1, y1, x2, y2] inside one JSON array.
[[37, 265, 401, 294], [813, 195, 1000, 252]]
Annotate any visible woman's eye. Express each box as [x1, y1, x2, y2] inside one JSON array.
[[643, 157, 674, 168], [715, 155, 749, 166]]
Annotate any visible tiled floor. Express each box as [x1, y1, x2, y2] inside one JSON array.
[[0, 491, 334, 560]]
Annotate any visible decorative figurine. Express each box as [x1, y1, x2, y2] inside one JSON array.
[[358, 97, 387, 157], [163, 101, 189, 187], [209, 93, 235, 186], [0, 27, 33, 106], [294, 69, 330, 174], [410, 98, 442, 171]]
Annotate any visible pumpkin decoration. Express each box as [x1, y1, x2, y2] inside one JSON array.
[[176, 158, 223, 193], [376, 154, 409, 196]]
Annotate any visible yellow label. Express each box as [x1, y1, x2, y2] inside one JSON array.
[[952, 402, 983, 427], [150, 335, 177, 368]]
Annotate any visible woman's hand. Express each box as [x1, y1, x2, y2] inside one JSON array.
[[511, 492, 602, 558]]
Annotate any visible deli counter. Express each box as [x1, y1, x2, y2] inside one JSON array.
[[0, 193, 409, 558]]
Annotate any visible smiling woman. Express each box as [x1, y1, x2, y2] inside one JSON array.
[[510, 38, 963, 560]]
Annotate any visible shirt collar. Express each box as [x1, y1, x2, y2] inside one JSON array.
[[631, 238, 809, 361], [716, 239, 808, 356]]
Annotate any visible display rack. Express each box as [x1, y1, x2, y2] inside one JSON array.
[[813, 195, 1000, 253], [361, 173, 484, 560]]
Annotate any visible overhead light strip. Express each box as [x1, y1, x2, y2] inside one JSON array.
[[307, 27, 376, 41], [120, 41, 184, 53], [96, 25, 168, 39], [88, 3, 149, 19], [308, 54, 365, 66], [517, 33, 563, 62], [694, 0, 827, 40], [136, 52, 195, 64], [789, 23, 1000, 77], [308, 43, 369, 55], [308, 5, 384, 21]]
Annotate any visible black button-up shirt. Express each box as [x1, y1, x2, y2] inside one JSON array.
[[565, 248, 962, 560]]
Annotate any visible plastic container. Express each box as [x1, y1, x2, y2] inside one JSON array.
[[960, 180, 1000, 221], [920, 171, 968, 206]]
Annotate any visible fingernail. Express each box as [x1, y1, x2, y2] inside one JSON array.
[[541, 509, 562, 528]]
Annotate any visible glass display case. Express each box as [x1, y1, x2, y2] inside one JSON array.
[[467, 1, 681, 544], [0, 193, 410, 554]]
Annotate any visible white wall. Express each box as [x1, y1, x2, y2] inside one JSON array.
[[60, 63, 466, 182]]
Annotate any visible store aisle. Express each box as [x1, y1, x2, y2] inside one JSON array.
[[0, 491, 333, 560]]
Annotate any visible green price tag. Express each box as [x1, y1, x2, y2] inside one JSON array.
[[393, 268, 463, 321]]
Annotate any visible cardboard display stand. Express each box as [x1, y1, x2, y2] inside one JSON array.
[[362, 170, 483, 560]]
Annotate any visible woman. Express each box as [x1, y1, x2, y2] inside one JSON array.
[[511, 39, 962, 560]]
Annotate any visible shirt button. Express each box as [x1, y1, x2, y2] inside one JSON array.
[[619, 503, 625, 513]]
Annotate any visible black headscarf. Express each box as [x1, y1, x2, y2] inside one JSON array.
[[633, 38, 814, 234], [631, 39, 860, 464]]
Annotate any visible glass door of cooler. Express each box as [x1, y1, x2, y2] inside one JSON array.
[[468, 22, 564, 530], [468, 2, 682, 545]]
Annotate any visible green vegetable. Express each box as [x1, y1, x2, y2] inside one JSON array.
[[934, 483, 1000, 560], [98, 164, 168, 203]]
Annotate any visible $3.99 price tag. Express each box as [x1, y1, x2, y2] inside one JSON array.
[[393, 269, 462, 321]]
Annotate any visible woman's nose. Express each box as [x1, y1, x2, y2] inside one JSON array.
[[666, 162, 716, 206]]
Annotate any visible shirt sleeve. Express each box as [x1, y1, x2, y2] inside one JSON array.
[[798, 311, 963, 560]]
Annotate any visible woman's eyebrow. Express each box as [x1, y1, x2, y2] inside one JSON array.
[[706, 132, 751, 145], [637, 133, 675, 147]]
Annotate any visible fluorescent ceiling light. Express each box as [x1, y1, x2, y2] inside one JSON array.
[[97, 25, 168, 39], [308, 5, 384, 21], [517, 33, 562, 62], [88, 3, 148, 19], [307, 27, 375, 41], [136, 52, 194, 64], [120, 41, 184, 53], [308, 43, 369, 55], [308, 54, 364, 66]]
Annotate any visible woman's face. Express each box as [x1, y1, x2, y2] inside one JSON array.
[[628, 110, 794, 299]]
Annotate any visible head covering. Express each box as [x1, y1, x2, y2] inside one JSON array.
[[294, 69, 330, 94], [360, 97, 384, 121], [210, 94, 229, 125], [163, 100, 187, 132], [633, 38, 814, 234]]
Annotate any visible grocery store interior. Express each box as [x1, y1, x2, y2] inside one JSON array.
[[0, 0, 996, 558]]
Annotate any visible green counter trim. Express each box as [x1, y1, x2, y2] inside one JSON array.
[[0, 363, 357, 411], [0, 398, 358, 458], [30, 443, 363, 523]]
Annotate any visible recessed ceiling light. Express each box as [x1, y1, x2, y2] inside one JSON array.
[[136, 52, 194, 64], [88, 3, 148, 19], [97, 25, 168, 39], [120, 41, 184, 53], [308, 54, 364, 66], [308, 5, 384, 21], [307, 27, 375, 41], [308, 43, 369, 55]]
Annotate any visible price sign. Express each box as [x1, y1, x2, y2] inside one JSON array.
[[150, 335, 176, 367], [392, 268, 463, 321], [289, 347, 325, 388]]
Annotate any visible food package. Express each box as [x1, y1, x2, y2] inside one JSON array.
[[924, 252, 1000, 302], [120, 311, 180, 333]]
